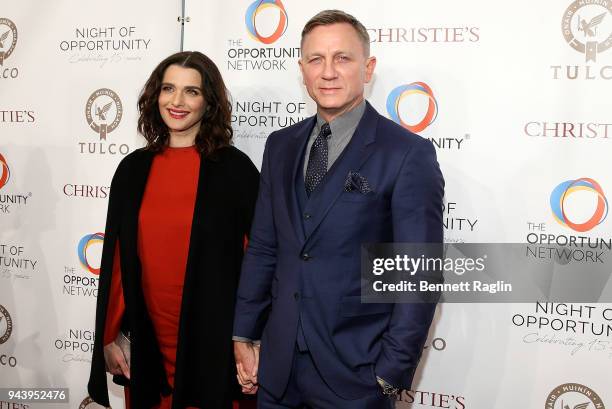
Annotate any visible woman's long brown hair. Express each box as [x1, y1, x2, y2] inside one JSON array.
[[137, 51, 233, 155]]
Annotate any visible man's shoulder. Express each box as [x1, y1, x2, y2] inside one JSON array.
[[372, 108, 433, 153]]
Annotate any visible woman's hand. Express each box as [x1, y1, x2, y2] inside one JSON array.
[[103, 341, 130, 379]]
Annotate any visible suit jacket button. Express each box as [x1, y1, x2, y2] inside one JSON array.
[[294, 292, 300, 300], [301, 253, 311, 261], [303, 213, 311, 219]]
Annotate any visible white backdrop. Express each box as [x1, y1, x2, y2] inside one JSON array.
[[2, 0, 611, 408]]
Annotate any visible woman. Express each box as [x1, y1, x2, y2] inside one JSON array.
[[88, 51, 259, 409]]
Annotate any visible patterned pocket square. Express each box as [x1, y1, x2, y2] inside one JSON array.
[[344, 171, 373, 194]]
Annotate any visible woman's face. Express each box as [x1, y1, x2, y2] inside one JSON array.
[[158, 64, 206, 135]]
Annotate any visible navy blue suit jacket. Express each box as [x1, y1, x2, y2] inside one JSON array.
[[234, 102, 444, 399]]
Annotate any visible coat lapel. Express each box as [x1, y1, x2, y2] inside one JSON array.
[[283, 116, 316, 242], [302, 102, 379, 248]]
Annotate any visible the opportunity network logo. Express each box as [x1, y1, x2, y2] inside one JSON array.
[[0, 153, 9, 190], [77, 233, 104, 275], [386, 82, 438, 133], [245, 0, 288, 44], [550, 178, 608, 232]]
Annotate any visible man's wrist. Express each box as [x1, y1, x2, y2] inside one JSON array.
[[232, 336, 261, 345]]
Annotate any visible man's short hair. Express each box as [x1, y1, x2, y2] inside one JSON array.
[[301, 9, 370, 57]]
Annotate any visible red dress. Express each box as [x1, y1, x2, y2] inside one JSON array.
[[103, 146, 254, 409]]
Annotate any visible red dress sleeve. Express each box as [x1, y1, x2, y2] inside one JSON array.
[[103, 240, 126, 345]]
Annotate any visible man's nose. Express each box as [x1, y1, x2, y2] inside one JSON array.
[[321, 60, 337, 79]]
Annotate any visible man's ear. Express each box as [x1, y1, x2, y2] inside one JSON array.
[[298, 58, 305, 85], [364, 56, 377, 84]]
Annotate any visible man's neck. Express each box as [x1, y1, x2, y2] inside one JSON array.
[[317, 96, 365, 124]]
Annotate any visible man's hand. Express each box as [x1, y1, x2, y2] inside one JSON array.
[[234, 341, 260, 394], [103, 341, 130, 379]]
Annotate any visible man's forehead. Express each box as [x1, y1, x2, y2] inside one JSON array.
[[302, 24, 364, 55], [302, 23, 362, 46]]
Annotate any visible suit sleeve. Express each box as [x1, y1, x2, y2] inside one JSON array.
[[375, 138, 444, 390], [233, 135, 278, 340]]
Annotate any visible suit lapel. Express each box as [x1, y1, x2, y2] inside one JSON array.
[[302, 102, 379, 248], [283, 117, 316, 242]]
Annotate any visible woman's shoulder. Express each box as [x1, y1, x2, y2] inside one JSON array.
[[212, 145, 257, 169], [110, 147, 152, 184]]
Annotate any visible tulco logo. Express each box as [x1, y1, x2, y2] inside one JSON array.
[[387, 82, 439, 133], [81, 88, 129, 155], [85, 88, 123, 140], [0, 153, 9, 190], [0, 18, 19, 79], [0, 18, 17, 65], [77, 233, 104, 275], [552, 1, 612, 79], [0, 304, 13, 344], [545, 383, 606, 409], [562, 0, 612, 63], [550, 178, 608, 232], [245, 0, 288, 44]]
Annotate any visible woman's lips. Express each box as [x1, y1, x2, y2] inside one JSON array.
[[168, 108, 189, 119]]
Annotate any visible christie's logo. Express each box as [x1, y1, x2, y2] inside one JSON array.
[[562, 0, 612, 63], [0, 304, 13, 344], [0, 153, 9, 190], [78, 233, 104, 275], [367, 26, 480, 44], [63, 183, 110, 199], [523, 121, 611, 139], [545, 383, 606, 409], [387, 82, 438, 133], [397, 388, 465, 408], [245, 0, 288, 44], [550, 178, 608, 232]]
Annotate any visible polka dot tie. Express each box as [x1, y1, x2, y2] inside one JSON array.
[[305, 123, 331, 196]]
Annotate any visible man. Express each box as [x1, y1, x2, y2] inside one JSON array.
[[233, 9, 444, 409]]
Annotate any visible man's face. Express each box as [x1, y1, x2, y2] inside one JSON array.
[[299, 23, 376, 122]]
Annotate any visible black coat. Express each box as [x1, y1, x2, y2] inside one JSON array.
[[88, 146, 259, 409]]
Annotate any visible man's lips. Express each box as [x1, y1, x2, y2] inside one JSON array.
[[319, 87, 341, 94], [168, 108, 190, 119]]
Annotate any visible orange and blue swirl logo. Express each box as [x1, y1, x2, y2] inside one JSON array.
[[0, 153, 10, 190], [245, 0, 288, 44], [78, 233, 105, 275], [550, 178, 608, 232], [386, 82, 438, 133]]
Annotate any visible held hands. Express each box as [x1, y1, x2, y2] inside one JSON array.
[[234, 341, 260, 394], [103, 341, 131, 379]]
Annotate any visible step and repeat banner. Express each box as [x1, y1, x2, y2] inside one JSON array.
[[183, 2, 612, 406], [2, 0, 612, 408], [0, 1, 182, 408]]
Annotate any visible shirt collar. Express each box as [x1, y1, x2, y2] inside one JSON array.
[[315, 100, 366, 138]]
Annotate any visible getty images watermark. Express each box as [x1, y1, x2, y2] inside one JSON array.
[[360, 243, 612, 303]]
